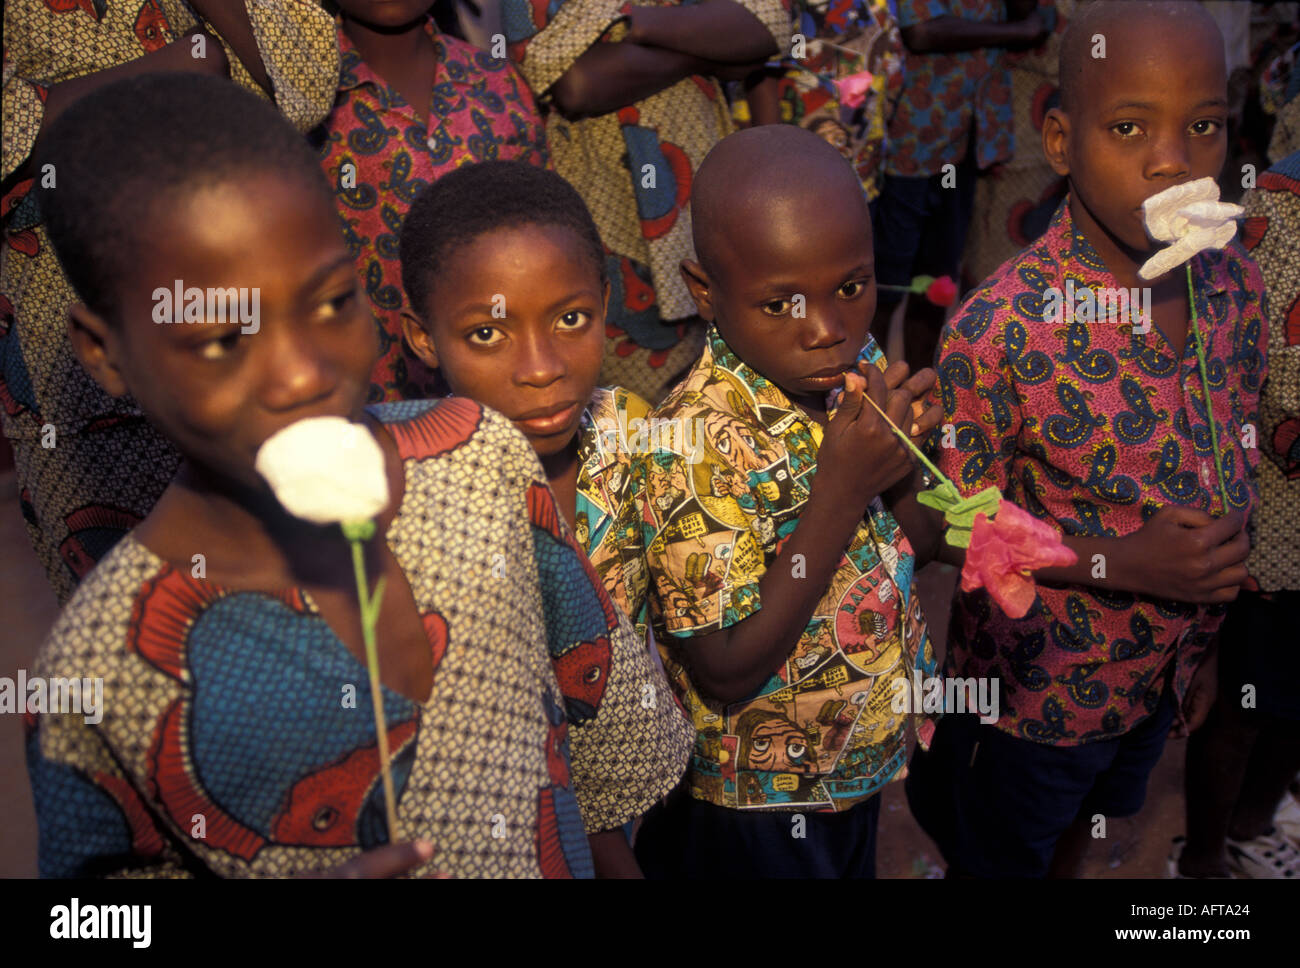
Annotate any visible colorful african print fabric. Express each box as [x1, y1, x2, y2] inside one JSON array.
[[962, 0, 1071, 286], [632, 326, 936, 813], [503, 0, 791, 402], [312, 17, 548, 403], [576, 386, 653, 628], [1, 0, 340, 605], [733, 0, 902, 202], [933, 198, 1268, 745], [1240, 151, 1300, 592], [886, 0, 1014, 177], [26, 399, 693, 878]]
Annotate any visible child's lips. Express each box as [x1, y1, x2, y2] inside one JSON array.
[[803, 365, 850, 388], [514, 400, 582, 436]]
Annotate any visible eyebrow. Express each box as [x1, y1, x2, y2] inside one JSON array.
[[452, 288, 603, 323], [751, 263, 874, 298], [1105, 97, 1229, 113], [300, 254, 358, 295]]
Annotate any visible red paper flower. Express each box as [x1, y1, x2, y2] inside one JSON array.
[[925, 275, 958, 307], [960, 500, 1076, 618]]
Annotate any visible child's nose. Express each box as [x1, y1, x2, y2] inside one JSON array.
[[1146, 134, 1191, 181], [802, 306, 847, 350], [262, 331, 338, 412], [515, 333, 565, 387]]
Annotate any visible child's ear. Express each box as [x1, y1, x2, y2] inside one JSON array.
[[400, 309, 440, 370], [67, 303, 128, 398], [1043, 108, 1070, 177], [679, 259, 714, 322]]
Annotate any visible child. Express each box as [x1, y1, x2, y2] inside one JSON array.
[[25, 74, 688, 879], [504, 0, 790, 403], [313, 1, 548, 402], [906, 1, 1268, 878], [1, 0, 338, 606], [396, 159, 696, 874], [628, 124, 945, 878]]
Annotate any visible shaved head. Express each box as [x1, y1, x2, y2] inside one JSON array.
[[691, 126, 868, 282], [1059, 1, 1223, 114]]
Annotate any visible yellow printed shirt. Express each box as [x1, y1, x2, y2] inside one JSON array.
[[632, 327, 936, 812]]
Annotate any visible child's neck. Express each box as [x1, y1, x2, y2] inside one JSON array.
[[541, 439, 581, 535], [340, 11, 437, 116]]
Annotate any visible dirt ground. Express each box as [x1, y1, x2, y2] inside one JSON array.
[[0, 468, 1189, 878]]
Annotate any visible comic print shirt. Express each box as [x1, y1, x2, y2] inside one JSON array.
[[313, 17, 547, 402], [933, 198, 1268, 746], [26, 399, 692, 878], [634, 327, 937, 813]]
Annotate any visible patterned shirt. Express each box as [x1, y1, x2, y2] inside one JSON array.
[[2, 0, 339, 605], [312, 18, 548, 403], [933, 198, 1269, 745], [504, 0, 791, 402], [26, 399, 693, 878], [886, 0, 1014, 177], [1240, 151, 1300, 591], [734, 0, 903, 202], [633, 327, 936, 813]]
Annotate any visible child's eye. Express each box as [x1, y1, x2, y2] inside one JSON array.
[[838, 280, 867, 299], [1111, 121, 1142, 139], [557, 309, 591, 330], [318, 287, 357, 319], [1189, 118, 1223, 136], [467, 326, 504, 346], [761, 299, 792, 317], [196, 329, 242, 361]]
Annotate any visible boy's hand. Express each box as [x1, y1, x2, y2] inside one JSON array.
[[1119, 506, 1249, 603], [874, 360, 943, 442], [816, 366, 914, 511], [302, 840, 450, 879]]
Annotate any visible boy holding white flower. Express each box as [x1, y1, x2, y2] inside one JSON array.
[[907, 0, 1269, 878], [24, 75, 689, 879]]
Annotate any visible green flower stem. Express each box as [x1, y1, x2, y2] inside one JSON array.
[[860, 391, 954, 489], [1186, 267, 1231, 511], [348, 530, 397, 842]]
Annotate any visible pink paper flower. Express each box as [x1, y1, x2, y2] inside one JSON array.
[[960, 500, 1077, 618], [925, 275, 958, 307], [837, 70, 875, 109]]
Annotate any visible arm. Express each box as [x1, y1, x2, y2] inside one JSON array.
[[670, 368, 918, 705], [2, 30, 227, 191], [188, 0, 272, 95], [588, 829, 643, 877], [550, 42, 712, 120], [900, 12, 1046, 53], [623, 0, 779, 64]]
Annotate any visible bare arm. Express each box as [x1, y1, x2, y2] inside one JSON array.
[[189, 0, 272, 94], [550, 43, 711, 120], [624, 0, 779, 64]]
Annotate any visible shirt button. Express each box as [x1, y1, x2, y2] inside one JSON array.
[[1200, 462, 1211, 484]]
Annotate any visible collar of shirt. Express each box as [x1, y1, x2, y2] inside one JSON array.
[[336, 14, 441, 105], [702, 324, 878, 429], [1042, 197, 1236, 381]]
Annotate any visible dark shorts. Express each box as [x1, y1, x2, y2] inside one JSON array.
[[872, 153, 977, 298], [634, 787, 882, 879], [905, 685, 1178, 878], [1217, 590, 1300, 721]]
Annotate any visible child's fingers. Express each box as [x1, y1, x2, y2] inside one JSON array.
[[903, 366, 938, 399], [881, 359, 911, 390], [911, 401, 944, 439], [330, 840, 435, 879], [835, 370, 867, 423]]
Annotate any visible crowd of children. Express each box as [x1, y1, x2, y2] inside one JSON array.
[[3, 0, 1298, 879]]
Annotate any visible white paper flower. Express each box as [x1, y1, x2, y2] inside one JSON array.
[[255, 416, 389, 526], [1138, 177, 1243, 280]]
